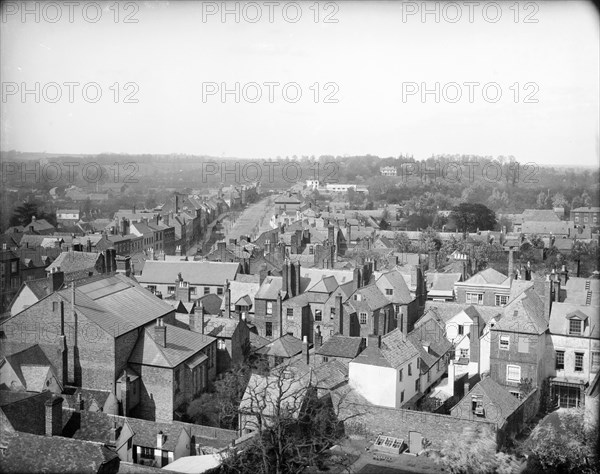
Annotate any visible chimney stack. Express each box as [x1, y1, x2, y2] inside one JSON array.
[[48, 267, 64, 292], [336, 294, 344, 334], [225, 280, 231, 318], [353, 267, 360, 290], [154, 318, 166, 347], [302, 335, 310, 365], [367, 334, 382, 348], [45, 396, 63, 436], [277, 290, 283, 337], [544, 274, 554, 318], [470, 314, 480, 367], [294, 261, 301, 296], [464, 381, 470, 397], [508, 248, 515, 283], [120, 370, 129, 417]]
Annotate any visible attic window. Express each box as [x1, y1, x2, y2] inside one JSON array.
[[569, 319, 582, 336]]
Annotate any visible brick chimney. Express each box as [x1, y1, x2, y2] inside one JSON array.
[[154, 318, 166, 347], [120, 370, 129, 417], [48, 267, 64, 292], [553, 272, 561, 303], [294, 261, 301, 296], [367, 334, 381, 348], [225, 280, 231, 318], [189, 303, 204, 334], [282, 259, 290, 297], [544, 274, 554, 318], [559, 264, 568, 285], [469, 314, 480, 366], [277, 290, 283, 337], [388, 255, 398, 268], [508, 248, 515, 283], [353, 267, 360, 290], [346, 223, 351, 244], [108, 419, 120, 447], [176, 279, 191, 303], [315, 326, 323, 348], [302, 336, 310, 365], [45, 396, 63, 436], [58, 301, 68, 387], [259, 264, 268, 285], [525, 261, 532, 281]]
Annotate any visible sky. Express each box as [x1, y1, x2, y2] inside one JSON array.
[[1, 1, 599, 167]]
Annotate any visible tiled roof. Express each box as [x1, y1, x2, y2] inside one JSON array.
[[46, 251, 101, 275], [255, 334, 305, 358], [495, 287, 547, 334], [255, 276, 284, 300], [129, 323, 214, 368], [375, 270, 413, 304], [220, 281, 260, 311], [315, 336, 364, 358], [306, 275, 338, 293], [0, 391, 53, 435], [407, 326, 452, 371], [470, 376, 521, 422], [347, 284, 390, 313], [421, 302, 500, 325], [0, 429, 119, 473], [139, 261, 239, 287], [249, 332, 271, 351]]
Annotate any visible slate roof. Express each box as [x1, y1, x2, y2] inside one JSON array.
[[219, 280, 260, 311], [462, 268, 508, 286], [571, 206, 600, 213], [129, 323, 214, 368], [3, 345, 57, 391], [427, 272, 462, 296], [196, 294, 223, 315], [562, 277, 600, 306], [306, 275, 339, 293], [520, 209, 561, 222], [0, 429, 119, 473], [139, 261, 239, 286], [522, 221, 571, 235], [549, 303, 599, 338], [0, 390, 53, 435], [255, 334, 305, 358], [249, 332, 271, 351], [203, 316, 241, 338], [315, 335, 364, 359], [351, 328, 420, 370], [407, 326, 452, 371]]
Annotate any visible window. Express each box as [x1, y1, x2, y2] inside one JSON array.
[[147, 285, 156, 293], [10, 261, 17, 274], [472, 395, 483, 415], [52, 302, 58, 312], [569, 319, 582, 335], [401, 391, 405, 403], [286, 308, 294, 319], [584, 216, 589, 222], [330, 307, 335, 319], [217, 287, 223, 296], [518, 336, 529, 353], [506, 365, 521, 382], [174, 367, 181, 393], [427, 371, 431, 382], [315, 310, 322, 321], [466, 293, 483, 305], [408, 363, 412, 376], [359, 312, 367, 325], [592, 352, 600, 370], [309, 246, 314, 255], [190, 287, 196, 295], [460, 348, 469, 358], [415, 379, 420, 392], [417, 359, 420, 369], [265, 322, 272, 337], [500, 335, 510, 351], [266, 302, 273, 315], [322, 356, 329, 362], [556, 350, 565, 370], [575, 352, 584, 372], [495, 295, 508, 306], [399, 369, 403, 382], [385, 288, 393, 296], [217, 339, 226, 350], [204, 287, 210, 295], [458, 325, 464, 336], [140, 446, 154, 460]]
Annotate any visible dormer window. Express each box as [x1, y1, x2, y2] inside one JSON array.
[[569, 319, 582, 336]]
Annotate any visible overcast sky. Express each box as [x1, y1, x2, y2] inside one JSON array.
[[1, 1, 598, 166]]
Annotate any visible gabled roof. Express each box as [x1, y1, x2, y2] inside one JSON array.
[[346, 284, 391, 313], [422, 301, 501, 325], [375, 269, 413, 304], [462, 268, 508, 286], [351, 329, 420, 370], [315, 335, 364, 359], [129, 324, 214, 368], [255, 334, 304, 358], [494, 287, 547, 334], [255, 276, 285, 300], [468, 376, 521, 422], [520, 209, 561, 222], [427, 272, 462, 295], [202, 316, 241, 338], [306, 275, 338, 293]]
